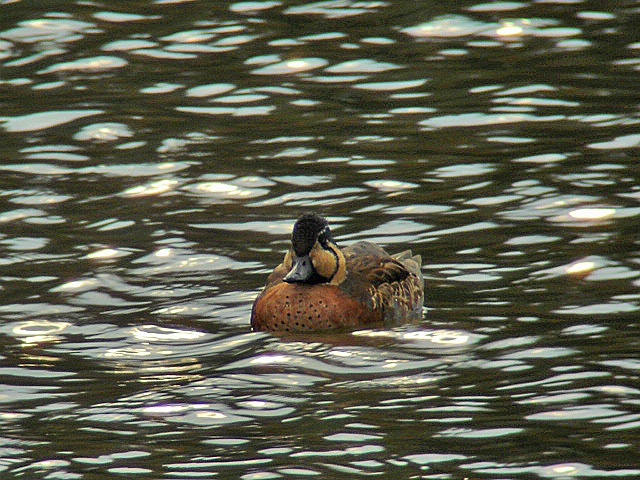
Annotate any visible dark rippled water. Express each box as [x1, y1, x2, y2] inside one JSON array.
[[1, 0, 639, 478]]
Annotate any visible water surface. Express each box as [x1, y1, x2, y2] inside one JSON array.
[[1, 0, 639, 478]]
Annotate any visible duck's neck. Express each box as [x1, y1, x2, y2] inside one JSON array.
[[327, 243, 347, 286]]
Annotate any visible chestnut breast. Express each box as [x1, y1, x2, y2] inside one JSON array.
[[251, 282, 382, 332]]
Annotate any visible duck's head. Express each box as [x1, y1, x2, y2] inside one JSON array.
[[283, 214, 346, 285]]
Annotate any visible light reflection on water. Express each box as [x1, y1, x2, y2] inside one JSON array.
[[0, 0, 639, 478]]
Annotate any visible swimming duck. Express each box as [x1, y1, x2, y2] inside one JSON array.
[[251, 214, 424, 332]]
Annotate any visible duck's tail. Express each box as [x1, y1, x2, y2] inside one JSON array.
[[393, 249, 422, 267]]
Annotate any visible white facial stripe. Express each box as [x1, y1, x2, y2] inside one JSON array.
[[318, 226, 330, 243]]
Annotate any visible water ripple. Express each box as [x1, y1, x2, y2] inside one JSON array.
[[0, 0, 638, 477], [2, 110, 104, 132]]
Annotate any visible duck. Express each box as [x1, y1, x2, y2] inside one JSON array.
[[251, 213, 424, 332]]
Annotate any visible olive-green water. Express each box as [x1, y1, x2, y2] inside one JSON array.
[[0, 0, 639, 478]]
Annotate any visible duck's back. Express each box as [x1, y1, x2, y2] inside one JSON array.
[[341, 241, 424, 324]]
